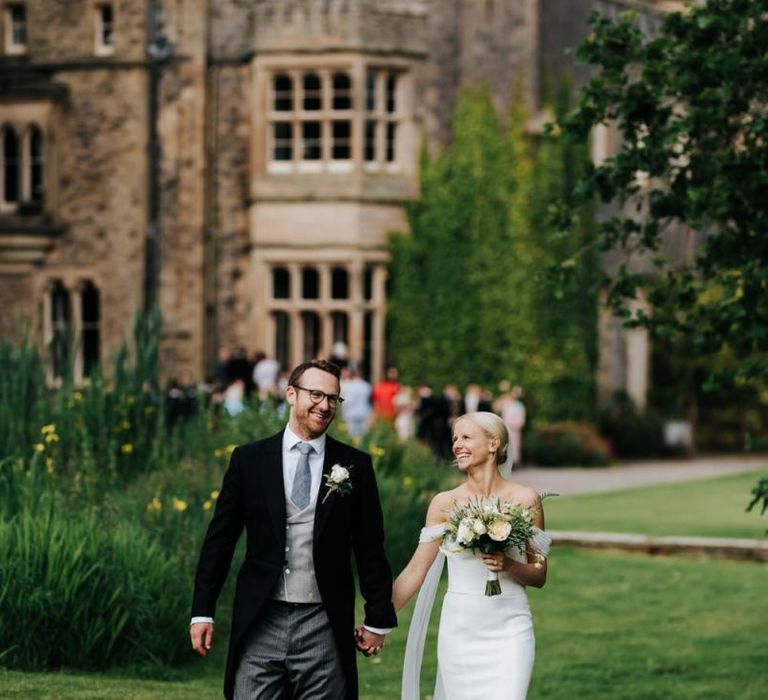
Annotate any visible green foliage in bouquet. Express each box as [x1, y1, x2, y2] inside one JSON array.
[[444, 497, 538, 595]]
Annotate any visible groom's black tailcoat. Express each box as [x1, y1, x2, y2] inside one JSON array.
[[191, 430, 397, 699]]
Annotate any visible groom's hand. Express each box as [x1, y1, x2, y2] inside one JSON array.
[[354, 626, 385, 657], [190, 622, 214, 656]]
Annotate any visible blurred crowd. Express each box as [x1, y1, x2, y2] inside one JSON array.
[[167, 343, 527, 465]]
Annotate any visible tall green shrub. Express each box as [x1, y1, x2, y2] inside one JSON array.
[[388, 86, 599, 420]]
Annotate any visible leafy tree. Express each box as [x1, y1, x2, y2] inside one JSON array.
[[561, 0, 768, 388], [388, 87, 599, 420]]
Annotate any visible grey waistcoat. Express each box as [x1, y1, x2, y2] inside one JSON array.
[[271, 494, 322, 603]]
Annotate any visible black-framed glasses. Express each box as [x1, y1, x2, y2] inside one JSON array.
[[292, 384, 344, 408]]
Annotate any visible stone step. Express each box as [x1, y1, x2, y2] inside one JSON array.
[[550, 530, 768, 562]]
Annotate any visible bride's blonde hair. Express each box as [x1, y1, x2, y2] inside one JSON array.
[[460, 411, 509, 465]]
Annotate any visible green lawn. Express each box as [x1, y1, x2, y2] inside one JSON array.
[[545, 469, 768, 539], [2, 548, 766, 699]]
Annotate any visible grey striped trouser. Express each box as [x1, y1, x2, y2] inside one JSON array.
[[234, 601, 346, 700]]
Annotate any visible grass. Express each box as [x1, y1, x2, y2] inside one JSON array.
[[545, 469, 768, 539], [1, 548, 765, 699]]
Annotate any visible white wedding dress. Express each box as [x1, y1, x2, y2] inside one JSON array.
[[402, 523, 551, 700]]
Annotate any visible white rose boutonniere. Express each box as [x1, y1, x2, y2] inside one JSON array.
[[322, 464, 353, 503]]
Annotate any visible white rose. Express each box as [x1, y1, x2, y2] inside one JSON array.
[[471, 518, 487, 535], [488, 519, 512, 542], [457, 522, 474, 545], [329, 465, 349, 484]]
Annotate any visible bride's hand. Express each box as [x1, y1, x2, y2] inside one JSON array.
[[481, 552, 506, 573]]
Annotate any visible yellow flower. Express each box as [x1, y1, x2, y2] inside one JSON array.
[[46, 458, 55, 474], [72, 391, 84, 402], [352, 436, 362, 446], [172, 498, 188, 512], [371, 446, 386, 457], [144, 406, 155, 415], [119, 420, 131, 431], [120, 443, 134, 455], [147, 497, 162, 513], [402, 475, 414, 487], [210, 490, 220, 500], [41, 424, 56, 435], [214, 449, 223, 458], [225, 444, 237, 455], [45, 433, 60, 443], [203, 499, 213, 511], [127, 396, 136, 405], [34, 443, 45, 452]]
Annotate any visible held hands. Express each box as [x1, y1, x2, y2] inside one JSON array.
[[190, 622, 214, 657], [354, 626, 385, 657]]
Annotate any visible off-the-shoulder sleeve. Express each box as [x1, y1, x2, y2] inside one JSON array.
[[530, 526, 552, 558], [419, 523, 446, 543]]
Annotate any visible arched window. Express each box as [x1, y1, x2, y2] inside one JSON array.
[[50, 281, 71, 378], [302, 267, 319, 299], [272, 266, 291, 299], [303, 73, 322, 111], [80, 280, 100, 377], [273, 73, 293, 111], [28, 125, 44, 203], [2, 125, 19, 203], [301, 311, 321, 360], [331, 267, 349, 299], [332, 72, 352, 110]]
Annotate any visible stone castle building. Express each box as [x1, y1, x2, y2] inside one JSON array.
[[0, 0, 676, 402]]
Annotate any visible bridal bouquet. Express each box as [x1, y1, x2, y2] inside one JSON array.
[[442, 497, 540, 596]]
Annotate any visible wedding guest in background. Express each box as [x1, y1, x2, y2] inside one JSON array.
[[252, 351, 280, 401], [495, 381, 527, 466], [372, 366, 400, 422], [340, 364, 373, 438]]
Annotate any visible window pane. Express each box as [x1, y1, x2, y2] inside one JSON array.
[[10, 5, 26, 46], [273, 122, 292, 160], [272, 267, 290, 299], [81, 281, 100, 377], [366, 73, 376, 111], [99, 5, 114, 46], [29, 126, 43, 202], [364, 120, 377, 162], [301, 121, 321, 160], [274, 311, 291, 370], [386, 74, 397, 113], [301, 311, 321, 360], [332, 72, 352, 110], [331, 120, 351, 160], [363, 265, 374, 301], [50, 281, 71, 378], [303, 73, 322, 111], [3, 126, 19, 203], [302, 267, 319, 299], [331, 267, 349, 299], [332, 312, 348, 344], [274, 73, 293, 111], [386, 122, 396, 162]]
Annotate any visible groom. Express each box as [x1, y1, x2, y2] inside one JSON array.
[[190, 359, 397, 699]]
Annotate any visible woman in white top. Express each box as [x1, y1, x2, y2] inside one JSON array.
[[393, 411, 550, 700]]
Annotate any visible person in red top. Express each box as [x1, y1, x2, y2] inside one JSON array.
[[371, 366, 400, 421]]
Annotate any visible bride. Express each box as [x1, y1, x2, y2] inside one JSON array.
[[393, 411, 551, 700]]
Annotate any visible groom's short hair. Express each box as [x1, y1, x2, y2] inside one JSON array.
[[288, 359, 341, 387]]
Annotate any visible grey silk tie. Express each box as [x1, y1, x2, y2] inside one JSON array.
[[291, 442, 313, 510]]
